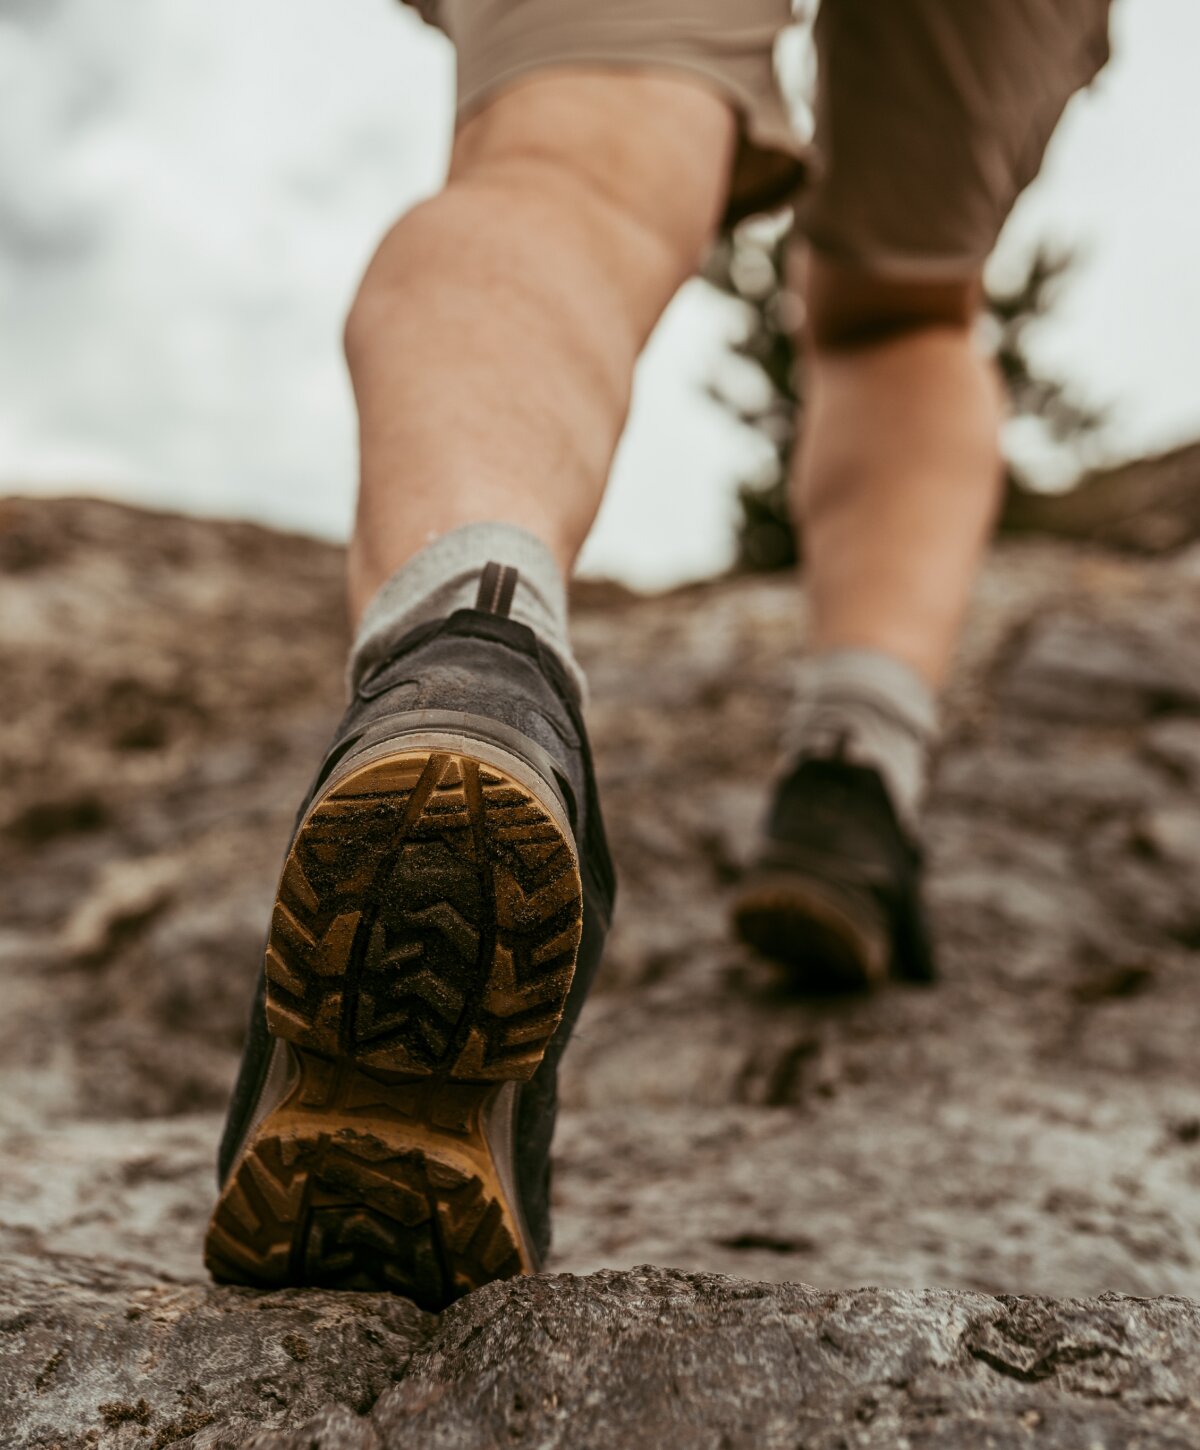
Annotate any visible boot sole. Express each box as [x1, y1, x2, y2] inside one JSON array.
[[732, 871, 889, 992], [204, 742, 582, 1308]]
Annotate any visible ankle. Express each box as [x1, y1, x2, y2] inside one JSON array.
[[345, 521, 586, 703], [783, 648, 938, 836]]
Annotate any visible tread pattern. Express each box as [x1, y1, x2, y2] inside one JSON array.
[[205, 1084, 524, 1308], [264, 749, 582, 1082], [207, 745, 578, 1308]]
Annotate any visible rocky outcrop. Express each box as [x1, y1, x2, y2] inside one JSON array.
[[3, 498, 1200, 1446], [7, 1251, 1199, 1449], [1001, 440, 1200, 554]]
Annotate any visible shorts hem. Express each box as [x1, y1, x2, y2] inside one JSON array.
[[455, 53, 807, 162], [802, 234, 993, 285]]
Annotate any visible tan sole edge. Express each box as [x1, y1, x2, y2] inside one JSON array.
[[732, 873, 889, 991], [205, 746, 582, 1308]]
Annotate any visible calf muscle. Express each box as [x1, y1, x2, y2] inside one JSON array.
[[345, 70, 735, 620]]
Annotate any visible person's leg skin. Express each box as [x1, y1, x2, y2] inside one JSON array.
[[206, 67, 743, 1306], [778, 0, 1109, 815], [344, 70, 735, 625], [731, 261, 1004, 989], [794, 255, 1005, 691], [733, 0, 1109, 989]]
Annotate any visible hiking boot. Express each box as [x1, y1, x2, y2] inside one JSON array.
[[204, 568, 614, 1309], [731, 757, 935, 992]]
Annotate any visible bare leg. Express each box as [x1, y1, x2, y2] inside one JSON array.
[[794, 254, 1006, 688], [733, 257, 1003, 985], [207, 77, 740, 1309], [343, 72, 735, 623]]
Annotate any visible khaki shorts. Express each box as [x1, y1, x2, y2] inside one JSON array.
[[415, 0, 1111, 278]]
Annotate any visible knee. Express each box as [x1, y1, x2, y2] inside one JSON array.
[[803, 250, 983, 353], [448, 70, 737, 282]]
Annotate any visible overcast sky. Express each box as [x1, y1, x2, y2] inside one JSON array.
[[2, 0, 1197, 586]]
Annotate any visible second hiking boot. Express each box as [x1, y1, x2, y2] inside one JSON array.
[[204, 569, 614, 1310], [731, 756, 935, 992]]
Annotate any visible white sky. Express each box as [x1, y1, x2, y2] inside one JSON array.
[[1, 0, 1197, 587]]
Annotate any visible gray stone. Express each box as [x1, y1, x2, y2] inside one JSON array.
[[1142, 717, 1200, 783], [6, 499, 1200, 1445], [998, 614, 1200, 724], [0, 1241, 429, 1449], [247, 1269, 1200, 1450], [5, 1254, 1199, 1449]]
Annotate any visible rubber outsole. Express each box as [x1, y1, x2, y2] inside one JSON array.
[[205, 745, 582, 1309], [731, 871, 889, 993]]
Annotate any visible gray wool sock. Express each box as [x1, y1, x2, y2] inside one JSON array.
[[784, 648, 938, 836], [347, 522, 586, 701]]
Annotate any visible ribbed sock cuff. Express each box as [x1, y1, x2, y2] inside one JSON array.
[[346, 522, 587, 702], [784, 648, 939, 834]]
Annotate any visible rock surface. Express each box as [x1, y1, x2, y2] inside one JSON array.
[[3, 497, 1200, 1446], [1001, 439, 1200, 555]]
